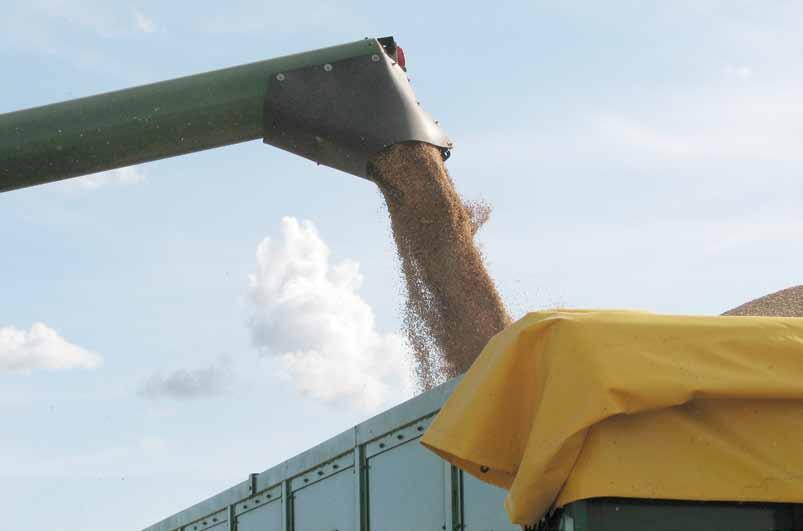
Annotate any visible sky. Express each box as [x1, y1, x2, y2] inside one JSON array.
[[1, 1, 802, 530]]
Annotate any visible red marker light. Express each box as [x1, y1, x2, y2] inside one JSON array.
[[396, 46, 407, 70]]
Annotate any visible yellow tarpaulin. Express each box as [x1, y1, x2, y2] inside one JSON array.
[[420, 310, 803, 526]]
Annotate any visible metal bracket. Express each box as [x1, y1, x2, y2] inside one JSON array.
[[289, 452, 354, 492], [233, 484, 282, 516], [262, 36, 452, 179], [182, 509, 228, 531], [364, 414, 436, 459]]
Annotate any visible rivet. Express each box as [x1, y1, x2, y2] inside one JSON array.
[[318, 470, 324, 476], [417, 426, 424, 432], [397, 434, 404, 440], [371, 54, 380, 62], [333, 464, 339, 469], [323, 63, 333, 72], [276, 73, 286, 81], [304, 478, 309, 483], [379, 443, 385, 449], [267, 494, 272, 498], [480, 465, 490, 473]]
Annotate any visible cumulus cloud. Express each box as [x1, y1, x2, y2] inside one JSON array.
[[247, 217, 414, 410], [70, 166, 145, 190], [0, 323, 102, 372], [138, 364, 229, 400]]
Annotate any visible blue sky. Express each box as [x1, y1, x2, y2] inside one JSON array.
[[2, 1, 802, 530]]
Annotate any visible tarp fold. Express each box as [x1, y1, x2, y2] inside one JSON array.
[[421, 310, 803, 526]]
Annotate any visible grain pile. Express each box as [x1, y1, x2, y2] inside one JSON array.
[[369, 142, 511, 389], [722, 285, 803, 317]]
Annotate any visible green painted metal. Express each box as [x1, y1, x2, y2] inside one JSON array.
[[0, 39, 380, 193], [551, 498, 803, 531], [355, 446, 369, 531], [452, 465, 464, 531]]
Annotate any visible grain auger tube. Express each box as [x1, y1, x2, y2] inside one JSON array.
[[0, 36, 451, 193]]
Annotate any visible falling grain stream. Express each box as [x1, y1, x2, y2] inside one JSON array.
[[369, 142, 512, 389]]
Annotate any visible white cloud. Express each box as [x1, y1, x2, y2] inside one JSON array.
[[138, 364, 228, 400], [0, 323, 102, 372], [134, 11, 156, 33], [247, 217, 414, 411], [70, 166, 146, 190]]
